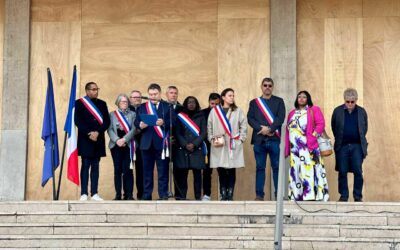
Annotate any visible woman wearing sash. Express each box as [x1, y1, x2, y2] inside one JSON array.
[[107, 94, 136, 200], [174, 96, 207, 200], [207, 88, 248, 201], [285, 91, 329, 201]]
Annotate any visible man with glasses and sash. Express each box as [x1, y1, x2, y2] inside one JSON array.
[[75, 82, 110, 201], [247, 77, 285, 201], [134, 83, 171, 200]]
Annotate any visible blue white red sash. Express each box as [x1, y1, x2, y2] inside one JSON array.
[[80, 96, 103, 125], [145, 101, 169, 159], [254, 97, 281, 137], [177, 112, 208, 156], [114, 110, 136, 166], [214, 105, 240, 157]]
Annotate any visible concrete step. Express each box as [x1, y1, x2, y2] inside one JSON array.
[[1, 201, 400, 214], [0, 211, 394, 226], [0, 235, 399, 249]]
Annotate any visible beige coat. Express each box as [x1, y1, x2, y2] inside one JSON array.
[[207, 107, 248, 168]]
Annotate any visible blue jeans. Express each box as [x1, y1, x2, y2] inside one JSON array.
[[253, 140, 280, 198], [80, 157, 100, 196], [337, 144, 364, 200], [141, 147, 169, 200]]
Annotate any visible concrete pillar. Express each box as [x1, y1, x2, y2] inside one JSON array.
[[270, 0, 296, 249], [0, 0, 30, 200]]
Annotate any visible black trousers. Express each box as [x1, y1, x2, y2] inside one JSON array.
[[174, 168, 202, 200], [202, 164, 213, 197], [134, 147, 144, 200], [111, 146, 133, 199], [217, 168, 236, 192]]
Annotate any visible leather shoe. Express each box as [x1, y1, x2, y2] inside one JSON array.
[[338, 197, 348, 202], [354, 197, 363, 202], [255, 196, 264, 201]]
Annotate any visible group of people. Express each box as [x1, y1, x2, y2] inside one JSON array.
[[74, 77, 368, 202]]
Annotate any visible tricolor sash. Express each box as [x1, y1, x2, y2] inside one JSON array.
[[80, 96, 103, 125], [254, 97, 281, 137], [177, 112, 208, 156], [114, 110, 136, 168], [145, 101, 169, 159], [214, 105, 240, 158]]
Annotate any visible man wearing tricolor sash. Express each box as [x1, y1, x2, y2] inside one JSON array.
[[247, 77, 285, 201], [134, 83, 171, 200], [75, 82, 110, 201], [108, 94, 136, 200]]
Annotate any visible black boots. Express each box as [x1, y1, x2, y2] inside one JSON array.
[[220, 187, 234, 201], [226, 187, 234, 201]]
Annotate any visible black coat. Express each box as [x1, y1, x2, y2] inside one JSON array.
[[74, 97, 110, 158], [174, 111, 207, 169]]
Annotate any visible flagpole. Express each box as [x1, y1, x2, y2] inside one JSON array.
[[47, 68, 57, 201], [56, 132, 67, 200]]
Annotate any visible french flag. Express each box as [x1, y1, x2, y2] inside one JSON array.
[[64, 65, 79, 186]]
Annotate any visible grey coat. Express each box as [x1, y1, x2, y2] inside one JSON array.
[[107, 109, 136, 149], [331, 104, 368, 165], [207, 107, 248, 169]]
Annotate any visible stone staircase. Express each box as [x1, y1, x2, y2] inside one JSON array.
[[0, 201, 399, 249]]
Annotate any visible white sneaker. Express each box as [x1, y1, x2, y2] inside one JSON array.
[[202, 195, 210, 201], [91, 194, 103, 201], [79, 194, 88, 201]]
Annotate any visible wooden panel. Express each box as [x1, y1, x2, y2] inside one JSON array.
[[218, 0, 269, 19], [363, 17, 400, 201], [363, 0, 400, 17], [0, 0, 4, 145], [26, 21, 81, 200], [298, 0, 362, 19], [81, 22, 218, 110], [31, 0, 81, 22], [297, 18, 325, 106], [82, 0, 217, 24], [218, 17, 270, 200]]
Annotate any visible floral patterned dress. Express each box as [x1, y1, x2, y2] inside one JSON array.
[[288, 108, 329, 201]]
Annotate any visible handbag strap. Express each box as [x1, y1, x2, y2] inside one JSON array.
[[309, 106, 330, 139]]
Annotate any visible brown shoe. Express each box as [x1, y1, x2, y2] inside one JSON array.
[[255, 196, 264, 201]]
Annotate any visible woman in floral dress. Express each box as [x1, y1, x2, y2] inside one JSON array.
[[284, 91, 329, 201]]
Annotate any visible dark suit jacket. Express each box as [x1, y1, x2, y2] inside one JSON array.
[[74, 97, 110, 158], [247, 96, 286, 145], [331, 104, 368, 159], [134, 100, 171, 151]]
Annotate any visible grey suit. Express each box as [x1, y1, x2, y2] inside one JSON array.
[[108, 109, 136, 149]]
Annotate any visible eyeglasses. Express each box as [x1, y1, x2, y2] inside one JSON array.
[[88, 88, 99, 91], [130, 96, 141, 99], [120, 101, 128, 103], [345, 100, 355, 104], [298, 96, 307, 99], [263, 84, 273, 88]]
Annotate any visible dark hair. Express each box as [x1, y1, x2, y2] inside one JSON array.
[[261, 77, 274, 85], [148, 83, 161, 92], [183, 96, 201, 113], [294, 90, 313, 109], [208, 92, 221, 101], [85, 82, 97, 90], [220, 88, 238, 111], [167, 85, 178, 91]]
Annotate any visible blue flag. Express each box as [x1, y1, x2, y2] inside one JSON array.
[[41, 68, 59, 187]]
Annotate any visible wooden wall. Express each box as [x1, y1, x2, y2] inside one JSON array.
[[26, 0, 400, 202], [26, 0, 270, 200], [298, 0, 400, 201], [0, 0, 4, 145]]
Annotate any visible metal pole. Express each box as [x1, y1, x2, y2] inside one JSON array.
[[168, 104, 174, 198], [56, 132, 67, 200], [47, 68, 57, 201]]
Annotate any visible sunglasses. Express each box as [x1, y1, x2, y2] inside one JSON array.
[[346, 100, 355, 104], [263, 84, 273, 88]]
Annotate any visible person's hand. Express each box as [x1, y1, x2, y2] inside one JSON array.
[[186, 143, 194, 152], [156, 118, 164, 126], [257, 126, 270, 136], [312, 131, 318, 137], [116, 138, 126, 147], [139, 121, 148, 129], [88, 131, 99, 141]]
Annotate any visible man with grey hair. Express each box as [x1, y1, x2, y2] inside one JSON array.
[[331, 88, 368, 202]]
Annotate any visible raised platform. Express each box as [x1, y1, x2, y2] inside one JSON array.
[[0, 201, 400, 249]]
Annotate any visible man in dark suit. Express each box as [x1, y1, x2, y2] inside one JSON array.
[[200, 93, 220, 201], [247, 77, 285, 201], [134, 83, 170, 200], [74, 82, 110, 201], [129, 90, 144, 200], [332, 88, 368, 202]]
